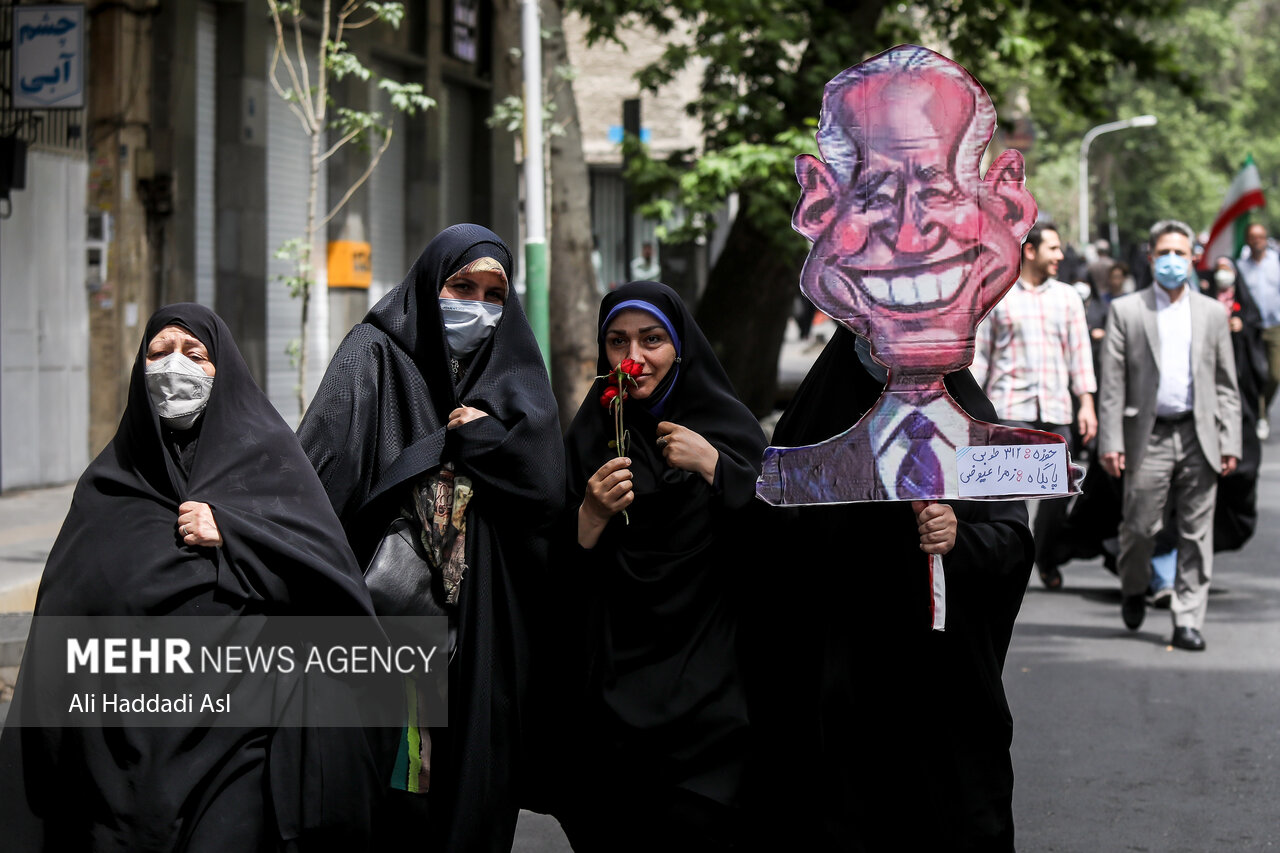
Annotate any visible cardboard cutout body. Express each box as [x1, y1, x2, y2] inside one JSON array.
[[757, 45, 1083, 504]]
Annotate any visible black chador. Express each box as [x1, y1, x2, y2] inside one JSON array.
[[299, 225, 564, 852], [754, 327, 1033, 852], [0, 304, 386, 852], [553, 282, 767, 851]]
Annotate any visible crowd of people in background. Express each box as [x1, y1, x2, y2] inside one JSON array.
[[988, 219, 1269, 653], [1, 203, 1271, 852]]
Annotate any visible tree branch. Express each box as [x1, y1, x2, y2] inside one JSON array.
[[315, 129, 393, 229], [343, 15, 381, 29], [293, 12, 315, 119], [266, 0, 318, 130], [267, 49, 317, 132], [317, 125, 366, 162], [314, 0, 333, 127]]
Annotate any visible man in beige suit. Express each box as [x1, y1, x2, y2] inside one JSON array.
[[1099, 220, 1241, 651]]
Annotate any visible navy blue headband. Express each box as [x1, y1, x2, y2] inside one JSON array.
[[602, 299, 683, 356]]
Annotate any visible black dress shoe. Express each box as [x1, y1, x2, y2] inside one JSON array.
[[1038, 565, 1063, 590], [1121, 594, 1145, 630], [1171, 626, 1206, 651]]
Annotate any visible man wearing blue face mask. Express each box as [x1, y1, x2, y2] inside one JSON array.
[[1098, 220, 1242, 651]]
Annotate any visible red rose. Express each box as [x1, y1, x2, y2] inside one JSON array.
[[621, 358, 644, 377], [600, 386, 619, 408], [1233, 301, 1242, 314]]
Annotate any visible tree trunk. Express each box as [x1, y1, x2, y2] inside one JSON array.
[[542, 0, 600, 429], [695, 197, 800, 416], [695, 5, 885, 418]]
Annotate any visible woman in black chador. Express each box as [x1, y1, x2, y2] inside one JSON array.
[[554, 281, 766, 852], [757, 327, 1033, 852], [0, 304, 386, 851], [297, 224, 564, 851]]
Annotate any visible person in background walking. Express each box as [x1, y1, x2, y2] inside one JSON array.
[[1099, 219, 1241, 651], [972, 221, 1097, 589], [1236, 222, 1280, 439]]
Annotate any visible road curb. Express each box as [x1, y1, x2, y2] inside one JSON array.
[[0, 577, 39, 615], [0, 612, 32, 667]]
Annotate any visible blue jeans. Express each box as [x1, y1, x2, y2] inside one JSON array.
[[1150, 548, 1176, 593]]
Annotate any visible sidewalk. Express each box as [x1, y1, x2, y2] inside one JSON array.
[[0, 484, 71, 720], [0, 483, 73, 613]]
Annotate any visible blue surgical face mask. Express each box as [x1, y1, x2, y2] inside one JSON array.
[[1152, 253, 1190, 291], [439, 297, 503, 358]]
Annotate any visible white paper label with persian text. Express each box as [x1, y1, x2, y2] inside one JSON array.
[[955, 444, 1068, 497]]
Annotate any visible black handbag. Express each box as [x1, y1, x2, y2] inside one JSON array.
[[364, 516, 457, 658]]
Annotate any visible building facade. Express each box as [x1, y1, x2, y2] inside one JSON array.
[[0, 0, 521, 490], [563, 12, 732, 304]]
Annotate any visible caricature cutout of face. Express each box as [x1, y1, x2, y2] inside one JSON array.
[[757, 46, 1081, 506], [793, 46, 1036, 377]]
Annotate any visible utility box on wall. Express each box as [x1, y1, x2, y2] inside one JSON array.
[[327, 240, 372, 289]]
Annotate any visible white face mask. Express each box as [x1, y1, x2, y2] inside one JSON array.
[[145, 352, 214, 430], [1215, 269, 1236, 289], [439, 297, 503, 358]]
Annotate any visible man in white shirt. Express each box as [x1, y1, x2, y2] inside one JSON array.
[[1098, 220, 1241, 651], [629, 241, 660, 281], [1236, 223, 1280, 438]]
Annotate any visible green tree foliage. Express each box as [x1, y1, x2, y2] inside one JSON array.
[[1023, 0, 1280, 255], [571, 0, 1192, 414]]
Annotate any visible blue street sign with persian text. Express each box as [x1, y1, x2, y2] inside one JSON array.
[[13, 4, 85, 109]]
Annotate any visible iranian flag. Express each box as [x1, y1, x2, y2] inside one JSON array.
[[1203, 156, 1266, 266]]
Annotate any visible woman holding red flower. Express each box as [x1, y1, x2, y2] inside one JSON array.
[[551, 281, 766, 852]]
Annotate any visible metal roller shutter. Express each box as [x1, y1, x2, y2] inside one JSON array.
[[368, 72, 406, 308], [265, 41, 328, 423]]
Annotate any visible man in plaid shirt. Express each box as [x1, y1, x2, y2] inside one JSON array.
[[971, 221, 1097, 588]]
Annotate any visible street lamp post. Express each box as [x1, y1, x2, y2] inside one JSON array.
[[1078, 115, 1158, 250]]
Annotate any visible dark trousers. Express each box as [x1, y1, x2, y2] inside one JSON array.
[[558, 784, 744, 853], [1002, 420, 1073, 571]]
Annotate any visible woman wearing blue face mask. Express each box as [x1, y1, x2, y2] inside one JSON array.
[[299, 225, 564, 851]]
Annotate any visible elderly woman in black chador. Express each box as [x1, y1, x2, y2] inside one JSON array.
[[0, 304, 386, 851], [750, 327, 1033, 852], [298, 224, 564, 851], [551, 281, 766, 852]]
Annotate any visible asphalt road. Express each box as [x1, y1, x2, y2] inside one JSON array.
[[1007, 457, 1280, 851], [513, 458, 1280, 852]]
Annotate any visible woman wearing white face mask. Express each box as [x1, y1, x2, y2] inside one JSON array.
[[145, 321, 222, 546], [299, 225, 564, 851], [0, 304, 389, 850]]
